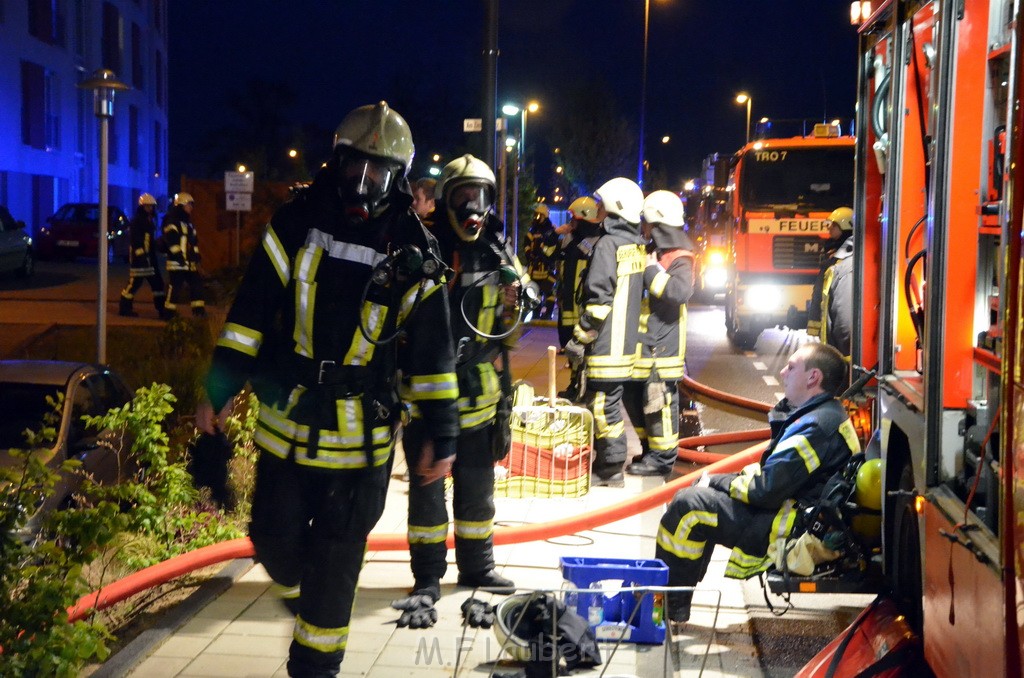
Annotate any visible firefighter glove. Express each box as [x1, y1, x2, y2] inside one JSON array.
[[460, 596, 495, 628], [564, 339, 586, 369], [392, 589, 439, 628]]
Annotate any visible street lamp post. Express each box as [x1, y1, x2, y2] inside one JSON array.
[[735, 93, 752, 144], [77, 69, 129, 365], [638, 0, 651, 187], [501, 101, 539, 253]]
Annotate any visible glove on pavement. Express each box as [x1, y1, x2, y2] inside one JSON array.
[[460, 596, 496, 629], [392, 587, 440, 628]]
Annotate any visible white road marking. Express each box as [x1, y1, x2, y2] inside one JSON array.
[[752, 361, 767, 371], [763, 375, 779, 386]]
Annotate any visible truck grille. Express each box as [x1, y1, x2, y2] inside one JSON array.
[[772, 236, 824, 270]]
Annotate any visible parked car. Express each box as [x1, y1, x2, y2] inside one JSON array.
[[34, 203, 130, 262], [0, 205, 33, 277], [0, 361, 136, 537]]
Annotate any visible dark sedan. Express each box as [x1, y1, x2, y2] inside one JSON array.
[[34, 203, 130, 262], [0, 361, 135, 536], [0, 205, 33, 277]]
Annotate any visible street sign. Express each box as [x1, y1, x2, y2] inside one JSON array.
[[226, 192, 252, 212], [224, 170, 254, 194], [463, 118, 483, 132]]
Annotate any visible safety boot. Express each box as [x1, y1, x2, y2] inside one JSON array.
[[118, 297, 138, 317], [457, 570, 516, 595]]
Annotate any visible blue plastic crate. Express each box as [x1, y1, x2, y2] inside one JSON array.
[[559, 556, 669, 644]]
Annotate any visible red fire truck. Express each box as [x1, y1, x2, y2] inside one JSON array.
[[776, 0, 1024, 675], [716, 128, 855, 348]]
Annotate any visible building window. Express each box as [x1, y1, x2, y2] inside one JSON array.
[[21, 61, 58, 150], [106, 115, 119, 165], [154, 49, 164, 108], [152, 0, 162, 34], [101, 2, 122, 73], [128, 105, 139, 169], [131, 22, 144, 88], [28, 0, 64, 46], [154, 120, 163, 177]]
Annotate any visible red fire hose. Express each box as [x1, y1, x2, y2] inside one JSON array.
[[67, 438, 769, 623], [681, 374, 773, 413]]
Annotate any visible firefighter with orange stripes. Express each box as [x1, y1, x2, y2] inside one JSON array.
[[197, 102, 459, 678]]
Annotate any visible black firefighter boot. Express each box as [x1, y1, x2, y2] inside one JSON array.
[[118, 296, 138, 317]]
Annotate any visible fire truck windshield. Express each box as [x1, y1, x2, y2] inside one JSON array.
[[739, 146, 854, 211]]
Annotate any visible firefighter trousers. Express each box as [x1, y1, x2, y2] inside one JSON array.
[[165, 269, 205, 314], [249, 452, 391, 677], [405, 422, 497, 586], [655, 486, 779, 592], [587, 380, 633, 479], [120, 271, 166, 311], [622, 380, 680, 472]]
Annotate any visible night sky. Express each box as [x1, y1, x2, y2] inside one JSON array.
[[168, 1, 858, 191]]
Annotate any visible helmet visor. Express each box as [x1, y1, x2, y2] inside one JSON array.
[[340, 156, 401, 202], [449, 184, 492, 215]]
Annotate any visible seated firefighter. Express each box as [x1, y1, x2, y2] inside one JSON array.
[[654, 343, 859, 623]]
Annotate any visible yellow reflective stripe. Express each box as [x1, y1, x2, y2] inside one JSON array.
[[294, 615, 348, 653], [454, 518, 493, 540], [649, 270, 671, 298], [724, 500, 798, 579], [724, 547, 771, 579], [476, 284, 498, 336], [217, 322, 263, 357], [838, 419, 862, 454], [820, 266, 836, 345], [774, 434, 821, 474], [585, 304, 612, 321], [408, 523, 449, 544], [294, 242, 324, 282], [272, 583, 301, 601], [406, 373, 459, 401], [656, 509, 718, 560], [593, 392, 625, 439], [573, 325, 594, 343], [343, 302, 386, 365], [459, 398, 499, 429], [293, 281, 316, 358], [263, 225, 291, 286], [729, 462, 762, 503], [398, 280, 440, 325]]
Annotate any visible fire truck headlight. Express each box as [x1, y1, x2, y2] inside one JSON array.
[[707, 250, 725, 266], [704, 267, 727, 289], [746, 285, 782, 310]]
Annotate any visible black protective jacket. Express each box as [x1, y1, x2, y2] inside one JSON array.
[[206, 169, 460, 469], [637, 227, 696, 380], [573, 216, 646, 381], [426, 204, 529, 432], [556, 220, 602, 330], [807, 234, 853, 358], [160, 205, 200, 272], [709, 393, 860, 509], [128, 206, 160, 276]]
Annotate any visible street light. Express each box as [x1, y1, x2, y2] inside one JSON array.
[[77, 69, 129, 365], [501, 101, 539, 253], [735, 93, 752, 144]]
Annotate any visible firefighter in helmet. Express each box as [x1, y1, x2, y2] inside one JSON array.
[[564, 177, 647, 486], [554, 196, 603, 348], [624, 190, 696, 477], [160, 191, 206, 317], [196, 102, 460, 678], [120, 193, 171, 319], [395, 154, 534, 629], [807, 206, 854, 361], [524, 203, 558, 317]]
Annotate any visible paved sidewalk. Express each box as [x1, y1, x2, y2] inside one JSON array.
[[113, 325, 764, 677]]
